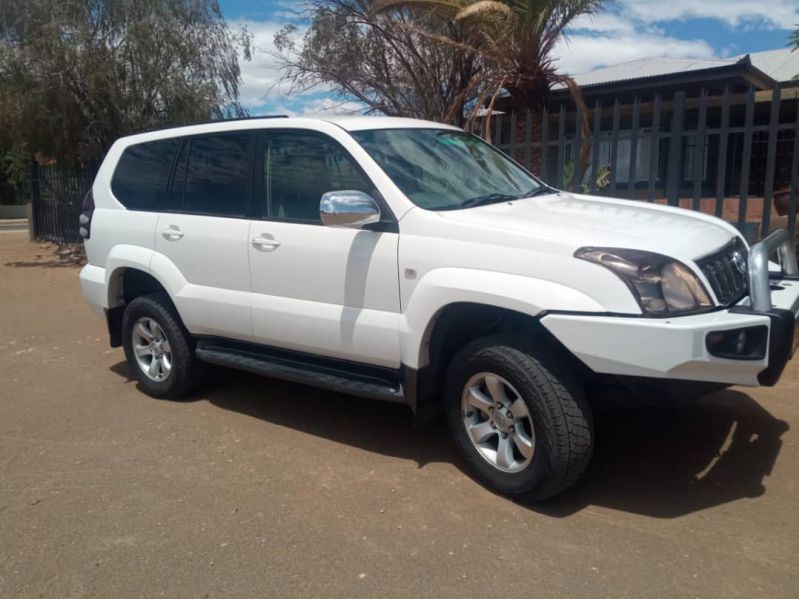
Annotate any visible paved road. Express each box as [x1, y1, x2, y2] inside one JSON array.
[[1, 233, 797, 598]]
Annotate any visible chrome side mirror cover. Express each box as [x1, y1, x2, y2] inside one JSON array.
[[320, 190, 381, 228]]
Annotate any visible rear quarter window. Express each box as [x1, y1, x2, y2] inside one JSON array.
[[111, 139, 179, 210]]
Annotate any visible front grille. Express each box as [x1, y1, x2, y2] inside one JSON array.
[[695, 238, 749, 306]]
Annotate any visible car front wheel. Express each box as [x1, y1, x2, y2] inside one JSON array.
[[446, 335, 594, 502]]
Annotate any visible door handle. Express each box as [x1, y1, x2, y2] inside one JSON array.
[[161, 226, 184, 241], [251, 235, 281, 251]]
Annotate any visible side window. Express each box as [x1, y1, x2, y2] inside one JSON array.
[[265, 131, 374, 223], [111, 139, 179, 210], [183, 133, 253, 217]]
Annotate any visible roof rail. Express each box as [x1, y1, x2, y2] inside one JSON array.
[[134, 114, 290, 135]]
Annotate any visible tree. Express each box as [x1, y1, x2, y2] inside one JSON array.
[[0, 0, 252, 168], [373, 0, 603, 174], [273, 0, 483, 124]]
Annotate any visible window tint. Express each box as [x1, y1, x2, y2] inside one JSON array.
[[184, 133, 252, 216], [111, 139, 179, 210], [265, 131, 374, 222]]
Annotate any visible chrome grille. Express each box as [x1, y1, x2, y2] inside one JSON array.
[[695, 238, 749, 306]]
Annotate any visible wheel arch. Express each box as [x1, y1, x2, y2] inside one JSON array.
[[407, 301, 591, 420], [104, 246, 183, 348]]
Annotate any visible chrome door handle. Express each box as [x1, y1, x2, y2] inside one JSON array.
[[161, 226, 184, 241], [251, 236, 281, 251]]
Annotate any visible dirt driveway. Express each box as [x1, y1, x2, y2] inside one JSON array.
[[1, 230, 797, 598]]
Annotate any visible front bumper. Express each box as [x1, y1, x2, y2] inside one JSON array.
[[542, 230, 799, 388]]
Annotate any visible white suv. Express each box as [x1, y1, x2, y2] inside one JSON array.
[[79, 116, 799, 501]]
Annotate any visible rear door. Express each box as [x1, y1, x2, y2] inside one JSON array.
[[247, 129, 401, 367], [154, 132, 254, 340]]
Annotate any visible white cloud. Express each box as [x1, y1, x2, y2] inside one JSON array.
[[232, 19, 317, 110], [555, 27, 716, 75], [619, 0, 799, 30]]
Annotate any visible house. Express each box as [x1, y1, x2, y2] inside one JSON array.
[[488, 48, 799, 240]]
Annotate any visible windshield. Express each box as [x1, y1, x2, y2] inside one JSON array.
[[350, 128, 543, 211]]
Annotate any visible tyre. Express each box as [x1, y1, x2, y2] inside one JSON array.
[[445, 334, 593, 502], [121, 292, 199, 399]]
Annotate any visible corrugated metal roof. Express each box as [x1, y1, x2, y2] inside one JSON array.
[[746, 48, 799, 83], [570, 56, 739, 87], [563, 48, 798, 89]]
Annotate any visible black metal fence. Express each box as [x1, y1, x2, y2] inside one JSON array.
[[27, 86, 799, 245], [30, 161, 97, 244], [479, 85, 799, 244]]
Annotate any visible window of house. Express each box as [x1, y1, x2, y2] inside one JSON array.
[[684, 137, 709, 182], [263, 131, 374, 222], [183, 133, 253, 217], [591, 130, 659, 184], [111, 139, 180, 210]]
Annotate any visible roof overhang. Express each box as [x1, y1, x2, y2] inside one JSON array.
[[550, 54, 776, 99]]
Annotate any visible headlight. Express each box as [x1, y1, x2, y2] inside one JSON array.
[[575, 247, 713, 315]]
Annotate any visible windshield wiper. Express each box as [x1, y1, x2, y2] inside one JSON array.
[[460, 186, 549, 209]]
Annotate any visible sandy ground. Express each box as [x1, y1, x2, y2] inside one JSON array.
[[1, 230, 797, 598]]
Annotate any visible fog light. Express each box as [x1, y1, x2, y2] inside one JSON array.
[[706, 326, 768, 360]]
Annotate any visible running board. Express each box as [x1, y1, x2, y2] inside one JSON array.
[[195, 339, 405, 403]]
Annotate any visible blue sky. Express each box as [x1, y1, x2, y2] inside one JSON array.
[[218, 0, 799, 116]]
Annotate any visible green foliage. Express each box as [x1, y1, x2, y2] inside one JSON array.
[[0, 0, 252, 166], [563, 160, 610, 193]]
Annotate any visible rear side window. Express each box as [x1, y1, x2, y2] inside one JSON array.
[[111, 139, 179, 210], [183, 133, 253, 217]]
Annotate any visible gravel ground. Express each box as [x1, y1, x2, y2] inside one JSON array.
[[1, 230, 797, 598]]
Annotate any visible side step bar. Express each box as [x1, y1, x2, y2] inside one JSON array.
[[195, 340, 405, 403]]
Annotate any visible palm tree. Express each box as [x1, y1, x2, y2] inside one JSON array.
[[373, 0, 604, 174]]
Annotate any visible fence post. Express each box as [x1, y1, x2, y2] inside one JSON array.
[[29, 160, 40, 239], [556, 104, 566, 188], [523, 109, 532, 171], [692, 88, 708, 210], [761, 86, 781, 236], [590, 101, 601, 194], [647, 95, 661, 202], [540, 106, 549, 180], [714, 86, 731, 218], [737, 86, 755, 232], [608, 99, 621, 195], [628, 97, 640, 196], [665, 91, 686, 206], [788, 96, 799, 236], [573, 105, 584, 189]]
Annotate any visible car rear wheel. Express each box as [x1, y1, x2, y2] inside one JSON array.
[[446, 334, 593, 502], [121, 293, 199, 399]]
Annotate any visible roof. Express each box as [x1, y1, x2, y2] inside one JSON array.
[[120, 116, 458, 145], [570, 56, 741, 88], [563, 48, 798, 91], [746, 48, 799, 83]]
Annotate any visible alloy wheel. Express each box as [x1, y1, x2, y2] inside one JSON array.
[[461, 372, 536, 473], [131, 317, 172, 382]]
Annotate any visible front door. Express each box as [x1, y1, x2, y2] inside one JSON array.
[[248, 130, 401, 368]]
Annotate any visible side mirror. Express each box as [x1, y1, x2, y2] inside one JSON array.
[[320, 190, 381, 228]]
